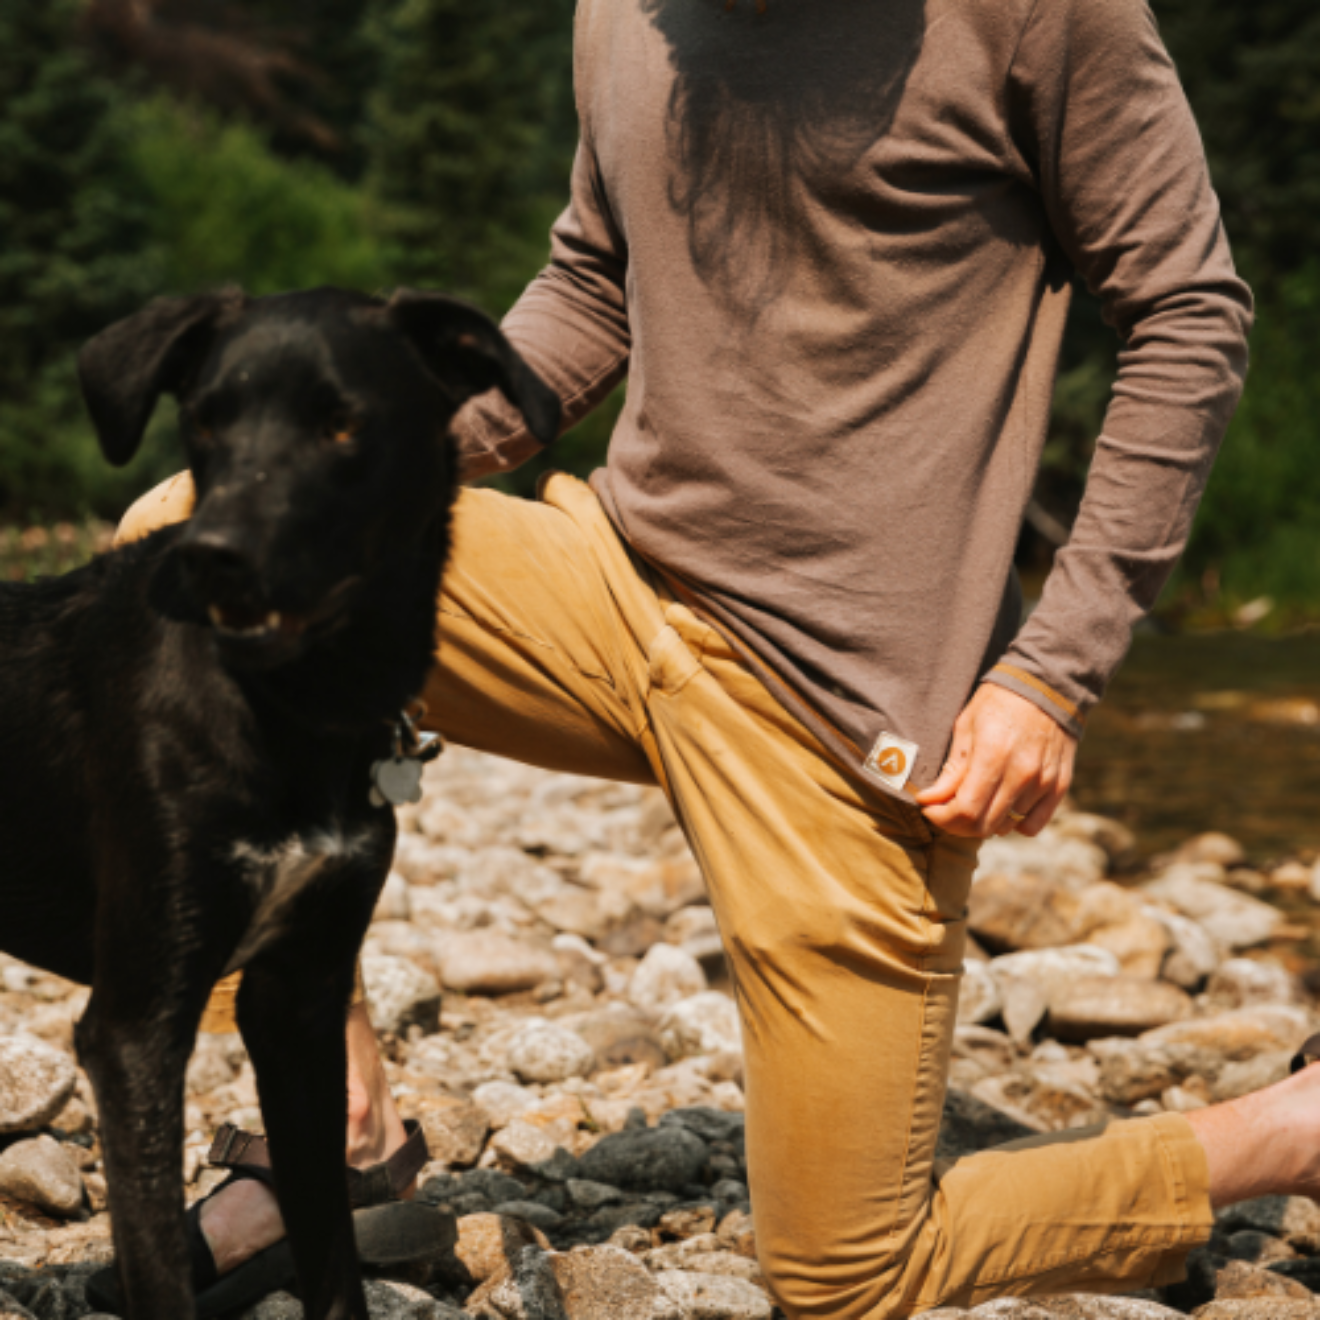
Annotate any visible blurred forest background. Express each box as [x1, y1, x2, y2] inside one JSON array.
[[1, 0, 1318, 625]]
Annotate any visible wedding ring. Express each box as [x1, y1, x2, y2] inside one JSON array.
[[1006, 810, 1027, 825]]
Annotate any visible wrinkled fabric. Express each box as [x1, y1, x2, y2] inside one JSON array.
[[456, 0, 1252, 798]]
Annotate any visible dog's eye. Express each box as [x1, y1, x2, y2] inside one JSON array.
[[186, 408, 214, 442], [323, 412, 359, 446]]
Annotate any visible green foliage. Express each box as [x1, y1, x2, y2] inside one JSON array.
[[0, 0, 162, 516], [1155, 0, 1320, 280], [363, 0, 577, 308], [126, 96, 392, 296], [1175, 265, 1320, 614], [1037, 0, 1320, 614]]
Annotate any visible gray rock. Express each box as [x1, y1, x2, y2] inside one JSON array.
[[653, 1269, 773, 1319], [973, 830, 1109, 890], [1142, 869, 1282, 950], [561, 1008, 667, 1073], [0, 1290, 37, 1320], [1203, 959, 1304, 1011], [958, 962, 1004, 1027], [935, 1088, 1036, 1162], [238, 1281, 465, 1318], [968, 872, 1082, 954], [658, 993, 741, 1060], [1189, 1304, 1320, 1318], [552, 1244, 660, 1319], [659, 1109, 745, 1145], [1021, 1298, 1189, 1317], [495, 1200, 566, 1233], [1210, 1050, 1293, 1102], [1089, 1040, 1182, 1107], [1046, 976, 1192, 1043], [576, 1124, 708, 1193], [0, 1037, 77, 1135], [483, 1246, 570, 1320], [434, 932, 560, 996], [0, 1136, 84, 1218], [1218, 1197, 1320, 1254], [1172, 832, 1247, 868], [506, 1021, 596, 1085], [1141, 1007, 1311, 1064], [628, 944, 707, 1010], [1147, 906, 1223, 990], [567, 1180, 625, 1210], [362, 954, 441, 1036]]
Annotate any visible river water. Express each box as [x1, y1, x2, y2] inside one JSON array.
[[1071, 630, 1320, 864]]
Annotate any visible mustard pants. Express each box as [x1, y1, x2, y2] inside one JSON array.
[[119, 471, 1211, 1318]]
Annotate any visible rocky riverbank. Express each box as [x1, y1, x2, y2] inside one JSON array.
[[2, 748, 1320, 1319]]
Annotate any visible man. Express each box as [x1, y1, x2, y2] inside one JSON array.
[[115, 1, 1307, 1317]]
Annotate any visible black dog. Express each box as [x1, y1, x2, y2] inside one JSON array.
[[0, 287, 558, 1319]]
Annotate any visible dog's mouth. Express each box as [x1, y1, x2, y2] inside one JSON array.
[[206, 602, 308, 641]]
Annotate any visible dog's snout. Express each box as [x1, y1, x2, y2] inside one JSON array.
[[177, 531, 260, 603]]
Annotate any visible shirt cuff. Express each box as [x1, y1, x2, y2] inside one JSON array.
[[982, 663, 1086, 741]]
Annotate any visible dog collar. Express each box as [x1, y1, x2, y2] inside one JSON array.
[[368, 701, 443, 808]]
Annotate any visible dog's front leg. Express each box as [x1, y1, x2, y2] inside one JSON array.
[[236, 869, 380, 1320], [77, 959, 217, 1319]]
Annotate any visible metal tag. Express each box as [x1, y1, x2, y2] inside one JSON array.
[[368, 756, 425, 808]]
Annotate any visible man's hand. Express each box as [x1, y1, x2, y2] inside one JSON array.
[[914, 684, 1077, 838]]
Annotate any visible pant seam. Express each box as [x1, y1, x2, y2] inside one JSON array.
[[1152, 1116, 1192, 1231], [921, 1218, 1203, 1308], [888, 973, 935, 1255]]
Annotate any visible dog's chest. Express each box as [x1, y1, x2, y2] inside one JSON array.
[[225, 823, 387, 971]]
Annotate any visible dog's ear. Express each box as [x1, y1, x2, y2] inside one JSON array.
[[78, 293, 235, 466], [387, 291, 561, 446]]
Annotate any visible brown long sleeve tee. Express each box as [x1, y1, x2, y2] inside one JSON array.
[[454, 0, 1252, 801]]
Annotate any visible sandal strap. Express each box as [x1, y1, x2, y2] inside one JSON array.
[[207, 1119, 429, 1208], [347, 1120, 429, 1209], [1291, 1032, 1320, 1075]]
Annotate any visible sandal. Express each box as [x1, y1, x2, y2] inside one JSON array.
[[1292, 1033, 1320, 1075], [85, 1119, 454, 1318]]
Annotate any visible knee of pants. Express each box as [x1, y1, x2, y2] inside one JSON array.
[[757, 1243, 914, 1320], [114, 472, 195, 547]]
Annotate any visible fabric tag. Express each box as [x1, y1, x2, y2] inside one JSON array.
[[863, 732, 919, 792]]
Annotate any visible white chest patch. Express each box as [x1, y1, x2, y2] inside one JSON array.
[[225, 825, 377, 973]]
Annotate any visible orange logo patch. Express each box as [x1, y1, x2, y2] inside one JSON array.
[[865, 732, 920, 790]]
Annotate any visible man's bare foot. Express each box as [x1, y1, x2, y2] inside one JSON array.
[[198, 1002, 411, 1275], [1188, 1055, 1320, 1209]]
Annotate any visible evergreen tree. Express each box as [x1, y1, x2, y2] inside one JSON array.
[[0, 0, 161, 515], [363, 0, 578, 308], [1156, 0, 1320, 282]]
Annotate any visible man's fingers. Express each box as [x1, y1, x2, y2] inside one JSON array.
[[926, 748, 1005, 835]]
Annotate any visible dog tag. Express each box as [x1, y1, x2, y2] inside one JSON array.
[[369, 756, 425, 808]]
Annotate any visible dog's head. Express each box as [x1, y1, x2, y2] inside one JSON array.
[[78, 288, 559, 664]]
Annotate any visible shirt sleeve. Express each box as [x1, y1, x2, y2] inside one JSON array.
[[982, 0, 1253, 737], [452, 135, 632, 482]]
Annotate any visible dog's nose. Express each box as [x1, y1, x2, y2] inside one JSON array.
[[176, 531, 261, 603]]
